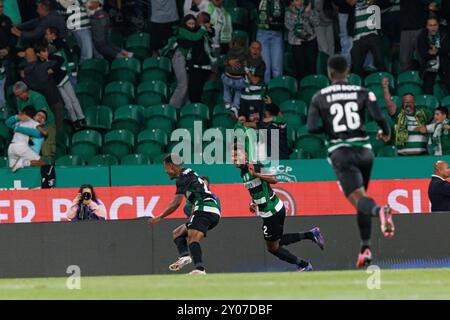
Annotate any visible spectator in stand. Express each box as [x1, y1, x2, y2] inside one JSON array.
[[184, 0, 210, 17], [349, 0, 386, 77], [6, 105, 47, 172], [416, 106, 450, 155], [382, 77, 429, 156], [417, 16, 450, 95], [56, 0, 94, 63], [332, 0, 354, 65], [149, 0, 180, 55], [207, 0, 233, 55], [239, 41, 266, 122], [198, 11, 215, 40], [20, 48, 65, 158], [242, 96, 290, 160], [14, 81, 57, 162], [11, 0, 67, 43], [34, 43, 85, 131], [380, 0, 401, 53], [256, 0, 285, 83], [285, 0, 320, 82], [0, 0, 15, 108], [399, 0, 431, 72], [68, 184, 106, 221], [45, 26, 77, 86], [86, 0, 132, 61], [428, 160, 450, 212], [222, 36, 248, 116], [313, 0, 337, 58], [160, 15, 216, 105]]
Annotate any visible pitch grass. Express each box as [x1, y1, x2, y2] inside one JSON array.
[[0, 269, 448, 300]]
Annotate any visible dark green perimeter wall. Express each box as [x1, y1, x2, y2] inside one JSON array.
[[1, 156, 449, 189]]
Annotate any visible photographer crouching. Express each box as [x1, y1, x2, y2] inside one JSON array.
[[67, 184, 106, 221]]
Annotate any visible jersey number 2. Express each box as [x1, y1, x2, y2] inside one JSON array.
[[330, 102, 360, 133]]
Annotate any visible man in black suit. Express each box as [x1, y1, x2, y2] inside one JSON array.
[[428, 160, 450, 212]]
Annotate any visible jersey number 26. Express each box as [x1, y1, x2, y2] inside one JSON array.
[[330, 102, 361, 133]]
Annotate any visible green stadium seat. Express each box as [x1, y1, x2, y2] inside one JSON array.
[[377, 145, 398, 157], [287, 127, 297, 148], [415, 95, 439, 111], [70, 129, 103, 162], [144, 104, 177, 134], [121, 153, 152, 165], [108, 57, 141, 84], [397, 71, 423, 96], [297, 75, 330, 105], [55, 155, 85, 166], [102, 81, 135, 111], [76, 82, 102, 110], [202, 80, 223, 108], [103, 129, 135, 159], [368, 134, 386, 154], [348, 73, 362, 86], [178, 103, 210, 129], [365, 121, 381, 135], [268, 76, 298, 105], [442, 95, 450, 108], [112, 105, 144, 135], [434, 82, 449, 102], [125, 32, 150, 60], [0, 156, 7, 167], [84, 105, 113, 132], [294, 134, 325, 158], [0, 107, 9, 120], [78, 58, 109, 84], [211, 104, 235, 129], [230, 7, 248, 30], [280, 100, 307, 117], [290, 148, 309, 159], [137, 129, 168, 161], [136, 80, 167, 106], [152, 153, 168, 164], [88, 154, 119, 166], [142, 56, 172, 82], [364, 72, 395, 92]]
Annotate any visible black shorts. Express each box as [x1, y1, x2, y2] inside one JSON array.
[[239, 99, 263, 120], [329, 147, 374, 197], [261, 206, 286, 241], [186, 211, 220, 237]]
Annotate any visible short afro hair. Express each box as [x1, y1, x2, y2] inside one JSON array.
[[328, 55, 348, 74]]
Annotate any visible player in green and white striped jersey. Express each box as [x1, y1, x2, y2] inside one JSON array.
[[148, 154, 221, 275], [232, 145, 324, 272]]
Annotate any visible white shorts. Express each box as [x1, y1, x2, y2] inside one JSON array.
[[8, 143, 40, 167]]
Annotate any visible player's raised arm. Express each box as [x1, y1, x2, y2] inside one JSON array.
[[307, 96, 324, 134], [148, 194, 184, 224], [366, 90, 391, 142], [381, 78, 397, 117]]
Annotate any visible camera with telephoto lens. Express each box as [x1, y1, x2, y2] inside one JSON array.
[[82, 192, 92, 201]]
